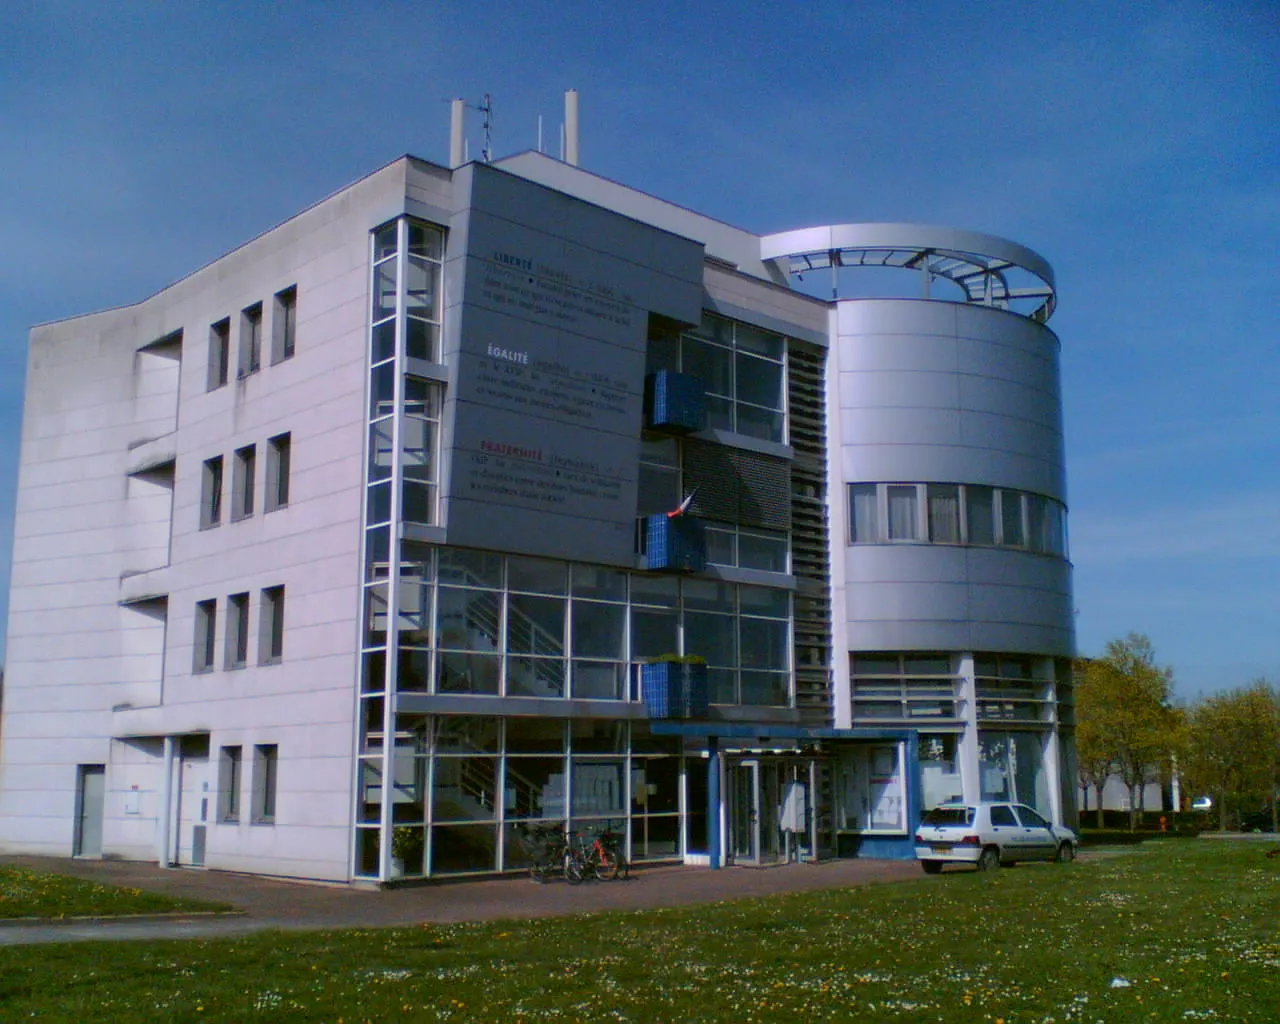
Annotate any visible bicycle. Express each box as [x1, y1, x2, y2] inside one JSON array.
[[579, 823, 629, 881], [519, 824, 585, 884]]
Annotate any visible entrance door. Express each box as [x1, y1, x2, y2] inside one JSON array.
[[174, 736, 211, 867], [74, 765, 106, 857], [730, 761, 759, 862], [728, 760, 786, 865]]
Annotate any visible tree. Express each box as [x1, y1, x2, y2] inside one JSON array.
[[1074, 659, 1115, 828], [1183, 680, 1280, 831], [1074, 634, 1180, 830]]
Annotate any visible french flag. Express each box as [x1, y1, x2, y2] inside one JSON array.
[[667, 488, 698, 519]]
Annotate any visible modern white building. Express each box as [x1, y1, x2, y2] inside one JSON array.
[[0, 113, 1076, 882]]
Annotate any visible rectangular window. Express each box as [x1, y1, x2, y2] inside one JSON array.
[[218, 746, 242, 822], [200, 456, 223, 529], [965, 485, 995, 545], [226, 592, 250, 668], [1000, 490, 1025, 547], [252, 744, 278, 823], [1026, 494, 1047, 553], [259, 585, 285, 664], [207, 318, 230, 391], [850, 483, 879, 543], [239, 303, 262, 377], [272, 286, 296, 363], [927, 484, 961, 543], [886, 485, 919, 541], [265, 433, 291, 511], [193, 599, 217, 673], [401, 378, 442, 525], [232, 444, 256, 520]]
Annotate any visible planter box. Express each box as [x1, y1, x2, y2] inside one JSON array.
[[641, 661, 710, 719], [644, 371, 706, 433], [645, 513, 706, 573]]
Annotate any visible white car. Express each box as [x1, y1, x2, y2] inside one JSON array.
[[914, 801, 1078, 874]]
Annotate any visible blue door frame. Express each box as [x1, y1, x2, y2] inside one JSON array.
[[651, 723, 922, 867]]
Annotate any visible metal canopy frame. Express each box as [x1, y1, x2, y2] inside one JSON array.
[[760, 223, 1057, 323]]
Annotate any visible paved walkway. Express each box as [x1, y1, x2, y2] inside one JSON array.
[[0, 854, 922, 946]]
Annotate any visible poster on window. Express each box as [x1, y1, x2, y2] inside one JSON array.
[[868, 745, 904, 831]]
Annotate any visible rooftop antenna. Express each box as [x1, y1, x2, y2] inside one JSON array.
[[475, 93, 494, 163]]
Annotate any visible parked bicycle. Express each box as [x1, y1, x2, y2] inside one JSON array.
[[519, 823, 585, 884], [578, 822, 629, 881]]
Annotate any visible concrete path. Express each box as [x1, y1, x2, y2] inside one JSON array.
[[0, 854, 922, 946]]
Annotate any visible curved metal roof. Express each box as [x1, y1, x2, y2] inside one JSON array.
[[760, 223, 1056, 322]]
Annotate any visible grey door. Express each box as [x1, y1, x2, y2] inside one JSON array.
[[74, 764, 106, 857], [175, 736, 211, 866]]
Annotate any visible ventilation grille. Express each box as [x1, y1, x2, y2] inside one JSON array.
[[683, 441, 791, 531], [788, 342, 833, 727]]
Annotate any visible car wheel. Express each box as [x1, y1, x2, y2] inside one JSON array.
[[977, 847, 1000, 872], [920, 860, 943, 875], [1055, 841, 1076, 863]]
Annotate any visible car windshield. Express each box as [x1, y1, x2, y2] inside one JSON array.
[[921, 806, 972, 826]]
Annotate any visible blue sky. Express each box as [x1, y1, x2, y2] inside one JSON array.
[[0, 1, 1275, 698]]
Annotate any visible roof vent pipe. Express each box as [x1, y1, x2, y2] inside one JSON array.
[[449, 98, 465, 168], [564, 89, 579, 166]]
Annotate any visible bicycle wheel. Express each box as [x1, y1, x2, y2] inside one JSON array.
[[591, 848, 622, 881], [564, 851, 585, 885]]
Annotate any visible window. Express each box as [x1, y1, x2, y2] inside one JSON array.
[[207, 318, 230, 390], [965, 485, 995, 545], [218, 746, 242, 822], [259, 586, 285, 664], [849, 482, 1066, 556], [990, 804, 1018, 827], [200, 456, 223, 529], [636, 436, 680, 517], [649, 313, 786, 442], [886, 485, 918, 541], [265, 433, 291, 511], [239, 303, 262, 377], [703, 523, 789, 573], [851, 653, 958, 724], [999, 490, 1025, 547], [927, 485, 960, 543], [272, 286, 296, 363], [401, 378, 442, 524], [193, 599, 217, 672], [226, 592, 250, 668], [849, 483, 878, 543], [252, 744, 278, 823], [405, 224, 443, 362], [232, 445, 256, 520], [975, 653, 1051, 722]]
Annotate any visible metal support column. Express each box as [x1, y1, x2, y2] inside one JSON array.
[[707, 737, 721, 869]]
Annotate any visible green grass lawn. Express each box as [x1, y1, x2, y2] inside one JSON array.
[[0, 866, 230, 919], [0, 841, 1276, 1022]]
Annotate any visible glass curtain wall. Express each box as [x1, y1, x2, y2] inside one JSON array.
[[359, 716, 685, 878], [378, 547, 792, 708], [357, 217, 445, 879]]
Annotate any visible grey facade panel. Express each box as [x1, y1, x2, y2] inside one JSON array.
[[839, 445, 1065, 499], [443, 164, 704, 565], [835, 298, 1066, 500], [832, 292, 1074, 659]]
